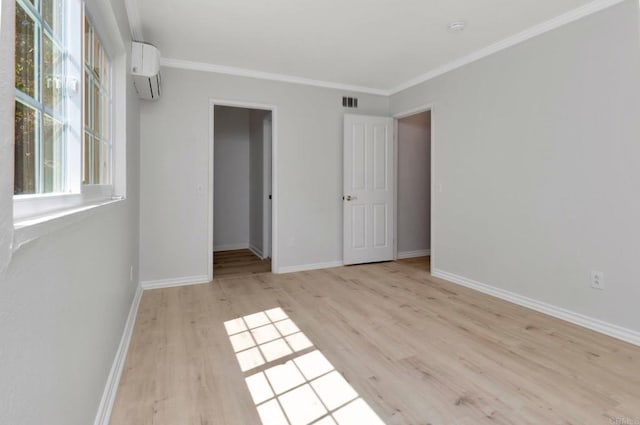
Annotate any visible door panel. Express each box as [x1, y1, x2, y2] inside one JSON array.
[[373, 203, 388, 247], [352, 124, 366, 190], [373, 126, 388, 190], [352, 205, 366, 249], [343, 114, 394, 265]]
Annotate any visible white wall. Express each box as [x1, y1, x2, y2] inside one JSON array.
[[0, 1, 141, 425], [249, 109, 270, 256], [214, 106, 251, 250], [397, 111, 431, 254], [391, 1, 640, 334], [139, 71, 389, 280]]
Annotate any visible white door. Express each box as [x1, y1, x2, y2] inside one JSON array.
[[343, 114, 394, 265]]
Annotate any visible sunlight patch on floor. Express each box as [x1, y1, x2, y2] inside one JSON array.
[[225, 308, 386, 425], [225, 308, 314, 371]]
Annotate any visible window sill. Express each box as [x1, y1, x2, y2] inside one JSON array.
[[13, 197, 124, 253]]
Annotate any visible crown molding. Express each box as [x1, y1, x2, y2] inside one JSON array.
[[123, 0, 144, 41], [389, 0, 627, 94], [160, 58, 391, 96], [158, 0, 624, 97]]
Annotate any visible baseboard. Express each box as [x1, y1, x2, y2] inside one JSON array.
[[140, 275, 210, 290], [249, 244, 264, 259], [214, 243, 249, 252], [397, 249, 431, 259], [278, 261, 344, 274], [93, 285, 143, 425], [432, 269, 640, 347], [93, 275, 210, 423]]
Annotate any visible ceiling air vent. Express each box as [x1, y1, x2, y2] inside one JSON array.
[[342, 97, 358, 108]]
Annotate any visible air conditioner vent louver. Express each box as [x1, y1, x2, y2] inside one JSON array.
[[342, 96, 358, 108]]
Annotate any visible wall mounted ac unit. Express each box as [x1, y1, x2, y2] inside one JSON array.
[[131, 41, 161, 101]]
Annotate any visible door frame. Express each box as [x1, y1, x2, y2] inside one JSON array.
[[262, 114, 272, 259], [208, 99, 279, 280], [393, 103, 435, 269]]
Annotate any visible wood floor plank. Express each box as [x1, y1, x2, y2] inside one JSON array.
[[110, 258, 640, 425], [213, 249, 272, 278]]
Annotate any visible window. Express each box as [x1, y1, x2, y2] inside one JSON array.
[[82, 16, 111, 185], [13, 0, 121, 222], [14, 0, 66, 195]]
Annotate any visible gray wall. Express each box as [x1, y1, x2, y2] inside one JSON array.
[[139, 69, 389, 280], [213, 106, 251, 250], [0, 0, 141, 424], [391, 0, 640, 333], [397, 111, 431, 254], [0, 0, 13, 274]]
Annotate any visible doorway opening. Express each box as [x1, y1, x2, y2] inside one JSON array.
[[395, 108, 432, 271], [210, 103, 275, 279]]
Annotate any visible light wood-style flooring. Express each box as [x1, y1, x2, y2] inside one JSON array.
[[214, 249, 272, 278], [110, 258, 640, 425]]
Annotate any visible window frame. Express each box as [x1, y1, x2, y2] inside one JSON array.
[[82, 10, 113, 187], [13, 0, 127, 224]]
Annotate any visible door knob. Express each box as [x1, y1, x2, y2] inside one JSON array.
[[343, 195, 357, 201]]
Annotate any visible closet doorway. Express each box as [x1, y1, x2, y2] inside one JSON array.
[[395, 108, 432, 270], [210, 103, 274, 279]]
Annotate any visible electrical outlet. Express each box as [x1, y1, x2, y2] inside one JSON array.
[[591, 271, 604, 290], [130, 265, 134, 282]]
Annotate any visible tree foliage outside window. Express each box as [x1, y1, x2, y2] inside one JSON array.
[[14, 0, 65, 195]]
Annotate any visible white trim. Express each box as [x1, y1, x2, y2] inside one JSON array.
[[13, 199, 123, 253], [209, 99, 279, 280], [140, 275, 210, 290], [160, 0, 623, 96], [278, 261, 344, 274], [393, 104, 434, 120], [123, 0, 143, 41], [262, 115, 272, 260], [397, 249, 431, 259], [392, 119, 398, 260], [161, 58, 389, 96], [208, 103, 214, 281], [249, 244, 264, 260], [93, 285, 143, 425], [214, 243, 249, 252], [389, 0, 626, 94], [270, 109, 279, 274], [432, 269, 640, 347]]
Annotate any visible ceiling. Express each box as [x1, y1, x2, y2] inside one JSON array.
[[133, 0, 605, 92]]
